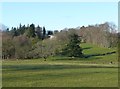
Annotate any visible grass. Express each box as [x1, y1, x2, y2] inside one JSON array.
[[2, 43, 118, 87], [80, 43, 118, 64]]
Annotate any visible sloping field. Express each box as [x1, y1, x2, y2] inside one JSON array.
[[2, 43, 118, 87]]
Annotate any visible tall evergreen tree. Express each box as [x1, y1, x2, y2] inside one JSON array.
[[43, 26, 46, 39], [18, 23, 22, 35], [19, 23, 22, 29], [21, 25, 26, 35], [27, 24, 36, 37], [62, 34, 83, 57], [36, 25, 42, 39]]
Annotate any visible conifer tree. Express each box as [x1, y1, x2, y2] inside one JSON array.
[[62, 34, 83, 57]]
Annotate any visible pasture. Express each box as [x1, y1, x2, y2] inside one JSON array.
[[2, 43, 118, 87]]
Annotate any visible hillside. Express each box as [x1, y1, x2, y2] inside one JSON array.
[[46, 43, 117, 64], [2, 43, 118, 87], [81, 43, 117, 64]]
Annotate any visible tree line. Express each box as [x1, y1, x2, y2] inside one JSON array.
[[77, 22, 117, 48], [2, 22, 118, 60], [2, 23, 59, 59], [6, 23, 55, 39]]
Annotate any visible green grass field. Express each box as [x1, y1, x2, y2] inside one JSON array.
[[2, 43, 118, 87]]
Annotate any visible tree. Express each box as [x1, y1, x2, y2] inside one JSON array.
[[2, 32, 15, 59], [11, 27, 19, 37], [13, 35, 32, 59], [6, 28, 9, 32], [21, 25, 26, 35], [54, 30, 59, 34], [36, 25, 42, 39], [43, 26, 46, 39], [62, 34, 83, 57], [78, 22, 117, 48], [47, 30, 53, 35], [27, 24, 36, 38], [17, 24, 26, 35]]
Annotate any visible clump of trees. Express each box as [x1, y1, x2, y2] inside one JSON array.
[[78, 22, 117, 48], [2, 32, 32, 59], [2, 23, 54, 59], [2, 22, 118, 60]]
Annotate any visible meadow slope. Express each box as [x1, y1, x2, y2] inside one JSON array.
[[2, 43, 118, 87]]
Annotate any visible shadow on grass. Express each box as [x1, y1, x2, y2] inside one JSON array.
[[82, 47, 92, 50], [52, 56, 102, 61], [84, 51, 116, 58], [3, 65, 117, 83], [2, 63, 117, 72]]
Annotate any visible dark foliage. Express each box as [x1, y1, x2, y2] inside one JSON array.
[[61, 34, 83, 57]]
